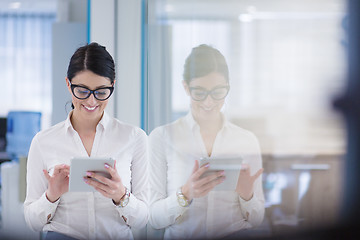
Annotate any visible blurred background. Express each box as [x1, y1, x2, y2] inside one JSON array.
[[0, 0, 349, 239]]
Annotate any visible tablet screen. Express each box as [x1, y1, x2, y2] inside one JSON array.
[[68, 157, 115, 192], [199, 156, 243, 191]]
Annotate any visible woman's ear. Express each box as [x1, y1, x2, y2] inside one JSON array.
[[66, 77, 72, 93], [182, 81, 190, 96]]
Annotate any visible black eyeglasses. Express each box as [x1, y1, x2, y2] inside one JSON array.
[[189, 85, 230, 101], [70, 84, 114, 101]]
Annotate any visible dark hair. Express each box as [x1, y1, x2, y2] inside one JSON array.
[[183, 44, 229, 84], [67, 42, 115, 83]]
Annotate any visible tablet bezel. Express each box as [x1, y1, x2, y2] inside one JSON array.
[[199, 156, 243, 170]]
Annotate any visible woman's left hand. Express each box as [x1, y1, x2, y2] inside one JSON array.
[[84, 161, 126, 204], [236, 163, 263, 201]]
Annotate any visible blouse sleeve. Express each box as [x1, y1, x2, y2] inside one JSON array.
[[238, 136, 265, 228], [23, 135, 59, 232], [148, 128, 188, 229], [115, 129, 149, 229]]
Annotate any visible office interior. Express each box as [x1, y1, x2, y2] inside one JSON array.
[[0, 0, 355, 239]]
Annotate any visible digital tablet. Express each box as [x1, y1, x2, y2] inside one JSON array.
[[69, 157, 115, 192], [199, 156, 243, 191]]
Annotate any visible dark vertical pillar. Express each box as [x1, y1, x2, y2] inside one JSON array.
[[334, 0, 360, 225]]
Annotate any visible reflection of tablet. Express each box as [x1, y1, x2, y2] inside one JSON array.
[[69, 157, 115, 192], [199, 157, 243, 191]]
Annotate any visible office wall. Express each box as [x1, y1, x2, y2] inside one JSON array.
[[52, 23, 87, 125], [115, 0, 142, 127], [89, 0, 116, 118], [90, 0, 142, 127], [51, 0, 88, 125], [52, 0, 143, 126]]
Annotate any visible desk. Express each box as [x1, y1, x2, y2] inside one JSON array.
[[262, 154, 344, 235]]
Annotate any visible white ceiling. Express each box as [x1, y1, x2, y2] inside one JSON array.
[[0, 0, 347, 18], [159, 0, 346, 19]]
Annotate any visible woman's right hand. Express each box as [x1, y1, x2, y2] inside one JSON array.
[[43, 164, 70, 203], [181, 160, 225, 201]]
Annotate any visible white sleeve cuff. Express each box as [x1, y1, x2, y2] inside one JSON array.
[[40, 192, 60, 222], [115, 193, 137, 215], [167, 191, 189, 217], [239, 194, 265, 226], [119, 191, 187, 218], [114, 193, 149, 228], [239, 194, 259, 209]]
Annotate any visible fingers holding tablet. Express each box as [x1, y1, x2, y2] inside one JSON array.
[[83, 161, 127, 202], [83, 171, 113, 194], [104, 160, 122, 182]]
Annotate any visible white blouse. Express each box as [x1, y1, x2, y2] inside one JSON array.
[[24, 111, 148, 240], [149, 112, 264, 239]]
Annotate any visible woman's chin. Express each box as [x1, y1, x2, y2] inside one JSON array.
[[196, 109, 221, 120]]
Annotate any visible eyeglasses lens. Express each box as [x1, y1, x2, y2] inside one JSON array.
[[191, 87, 228, 101], [73, 86, 112, 100]]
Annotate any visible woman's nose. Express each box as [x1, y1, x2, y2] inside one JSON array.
[[86, 93, 98, 105], [203, 94, 215, 105]]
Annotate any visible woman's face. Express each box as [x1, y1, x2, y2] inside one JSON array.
[[66, 70, 114, 121], [184, 71, 228, 121]]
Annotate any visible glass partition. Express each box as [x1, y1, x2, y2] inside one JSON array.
[[146, 0, 347, 238]]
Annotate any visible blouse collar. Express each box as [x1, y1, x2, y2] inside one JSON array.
[[184, 111, 227, 132]]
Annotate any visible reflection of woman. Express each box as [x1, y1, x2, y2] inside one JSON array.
[[149, 44, 264, 239], [24, 42, 148, 240]]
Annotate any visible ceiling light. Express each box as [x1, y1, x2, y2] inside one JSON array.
[[9, 2, 21, 9]]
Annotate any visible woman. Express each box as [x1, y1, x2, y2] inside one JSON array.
[[149, 44, 264, 239], [24, 42, 148, 240]]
